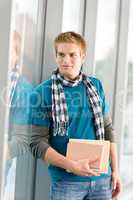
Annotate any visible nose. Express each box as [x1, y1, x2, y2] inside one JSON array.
[[62, 54, 71, 64]]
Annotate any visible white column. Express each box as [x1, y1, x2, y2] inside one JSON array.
[[42, 0, 64, 80], [83, 0, 98, 75], [0, 0, 12, 198], [113, 0, 130, 163]]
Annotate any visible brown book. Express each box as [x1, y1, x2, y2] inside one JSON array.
[[66, 139, 110, 173], [100, 140, 110, 173]]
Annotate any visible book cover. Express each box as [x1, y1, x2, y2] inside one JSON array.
[[66, 139, 110, 173]]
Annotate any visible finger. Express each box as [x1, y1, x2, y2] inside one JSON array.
[[87, 168, 100, 176], [93, 168, 100, 175], [112, 190, 117, 198], [112, 179, 117, 190], [85, 172, 95, 177], [112, 185, 121, 198], [112, 189, 119, 198], [89, 157, 99, 165]]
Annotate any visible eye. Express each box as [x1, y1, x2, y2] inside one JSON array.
[[57, 52, 65, 58], [70, 53, 77, 58]]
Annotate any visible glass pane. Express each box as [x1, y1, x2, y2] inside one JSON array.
[[120, 0, 133, 195], [2, 0, 45, 199], [62, 0, 84, 33], [94, 0, 118, 106]]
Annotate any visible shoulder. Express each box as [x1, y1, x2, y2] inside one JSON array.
[[87, 75, 106, 98], [33, 78, 52, 96], [87, 76, 103, 89], [36, 78, 52, 91], [31, 78, 52, 103]]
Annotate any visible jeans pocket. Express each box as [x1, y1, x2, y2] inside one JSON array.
[[95, 177, 112, 191]]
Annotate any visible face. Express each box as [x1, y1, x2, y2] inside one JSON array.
[[55, 43, 86, 80]]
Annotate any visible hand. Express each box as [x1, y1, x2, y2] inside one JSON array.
[[68, 158, 100, 177], [111, 171, 122, 199]]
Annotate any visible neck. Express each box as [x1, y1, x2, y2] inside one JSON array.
[[64, 74, 80, 81]]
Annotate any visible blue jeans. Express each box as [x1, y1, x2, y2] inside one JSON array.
[[50, 177, 112, 200]]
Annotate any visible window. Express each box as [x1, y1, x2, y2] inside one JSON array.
[[94, 0, 119, 109], [2, 0, 46, 199], [62, 0, 84, 33], [120, 0, 133, 194]]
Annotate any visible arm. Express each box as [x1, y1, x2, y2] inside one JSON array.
[[30, 85, 100, 176], [104, 114, 122, 198], [110, 143, 122, 198], [110, 143, 119, 176], [44, 146, 99, 176], [30, 125, 99, 177], [97, 79, 122, 197], [30, 125, 49, 158]]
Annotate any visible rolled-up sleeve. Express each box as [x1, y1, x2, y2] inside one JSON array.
[[30, 87, 51, 159], [30, 125, 50, 159], [103, 113, 116, 143], [97, 79, 116, 143]]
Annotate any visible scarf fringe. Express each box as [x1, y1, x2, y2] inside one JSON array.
[[53, 122, 69, 136]]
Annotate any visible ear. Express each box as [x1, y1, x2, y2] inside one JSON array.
[[82, 53, 86, 64]]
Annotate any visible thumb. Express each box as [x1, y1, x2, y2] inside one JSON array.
[[112, 177, 117, 190]]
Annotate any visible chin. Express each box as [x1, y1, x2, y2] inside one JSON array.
[[61, 69, 72, 75]]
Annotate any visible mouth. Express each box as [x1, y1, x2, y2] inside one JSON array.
[[62, 65, 72, 69]]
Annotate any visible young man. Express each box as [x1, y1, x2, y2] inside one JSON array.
[[30, 31, 121, 200]]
